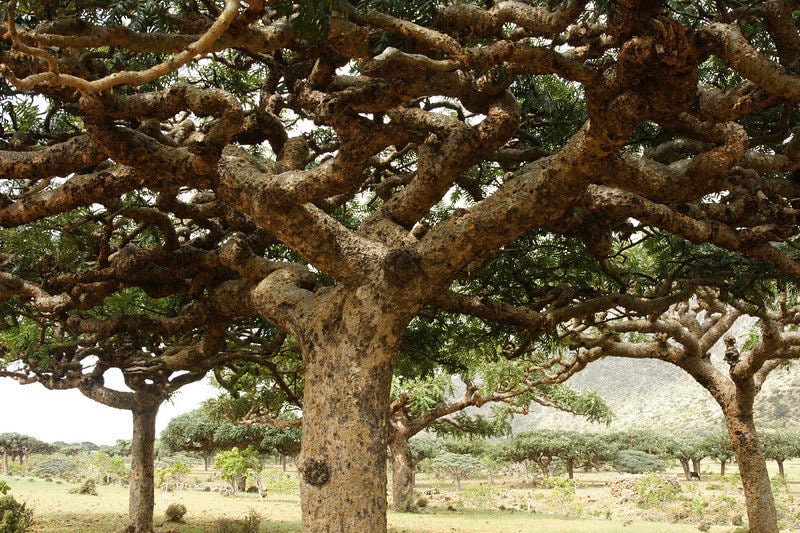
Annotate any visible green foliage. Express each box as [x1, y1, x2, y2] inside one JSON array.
[[0, 495, 34, 533], [633, 472, 681, 508], [429, 452, 485, 490], [761, 432, 800, 465], [214, 447, 262, 493], [164, 502, 187, 523], [457, 484, 499, 510], [83, 452, 128, 485], [613, 450, 665, 474], [408, 437, 445, 464], [157, 461, 192, 491], [35, 458, 77, 480], [0, 483, 8, 496], [261, 470, 298, 494]]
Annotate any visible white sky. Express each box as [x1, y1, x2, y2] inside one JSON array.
[[0, 376, 218, 445]]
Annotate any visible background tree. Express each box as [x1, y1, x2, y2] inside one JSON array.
[[702, 432, 735, 476], [563, 288, 800, 530], [4, 1, 800, 531], [663, 433, 704, 481], [0, 433, 53, 473], [428, 452, 485, 492], [760, 431, 800, 478]]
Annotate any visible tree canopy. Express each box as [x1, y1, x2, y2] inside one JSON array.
[[3, 1, 800, 531]]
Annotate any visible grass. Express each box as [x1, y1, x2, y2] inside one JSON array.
[[6, 459, 800, 532], [4, 476, 745, 533]]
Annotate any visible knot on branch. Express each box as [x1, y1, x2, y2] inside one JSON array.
[[613, 17, 698, 117], [723, 334, 739, 366], [299, 458, 331, 487], [383, 248, 424, 286]]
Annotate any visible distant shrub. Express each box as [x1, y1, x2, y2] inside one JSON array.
[[164, 503, 187, 523], [416, 497, 428, 508], [0, 494, 34, 533], [633, 472, 681, 508], [613, 450, 665, 474], [69, 479, 98, 496], [262, 470, 298, 494], [211, 509, 261, 533]]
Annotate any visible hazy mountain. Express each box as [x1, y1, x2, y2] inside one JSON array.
[[514, 346, 800, 434]]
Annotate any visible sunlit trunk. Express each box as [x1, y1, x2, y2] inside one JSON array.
[[129, 403, 159, 533], [722, 402, 777, 533], [298, 289, 410, 533]]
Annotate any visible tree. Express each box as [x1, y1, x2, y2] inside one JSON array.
[[564, 289, 800, 531], [160, 403, 301, 471], [495, 430, 580, 478], [428, 452, 485, 492], [702, 432, 735, 477], [387, 362, 611, 509], [214, 446, 264, 496], [160, 409, 223, 471], [612, 450, 666, 474], [663, 433, 703, 481], [0, 433, 52, 473], [156, 460, 192, 493], [760, 431, 800, 478], [3, 1, 800, 531]]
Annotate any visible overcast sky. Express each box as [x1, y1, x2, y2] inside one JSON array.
[[0, 373, 218, 445]]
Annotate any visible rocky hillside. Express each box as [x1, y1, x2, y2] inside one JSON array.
[[515, 348, 800, 434]]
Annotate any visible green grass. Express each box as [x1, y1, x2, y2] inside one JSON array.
[[3, 477, 743, 533]]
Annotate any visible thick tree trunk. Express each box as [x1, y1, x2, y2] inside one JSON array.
[[720, 459, 726, 476], [389, 433, 416, 511], [691, 458, 701, 475], [724, 409, 778, 533], [128, 403, 159, 533], [297, 290, 409, 533], [565, 458, 574, 480]]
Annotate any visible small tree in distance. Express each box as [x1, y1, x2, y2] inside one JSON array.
[[429, 452, 485, 492]]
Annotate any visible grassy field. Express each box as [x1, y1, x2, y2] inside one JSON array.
[[5, 478, 727, 533], [4, 460, 800, 532]]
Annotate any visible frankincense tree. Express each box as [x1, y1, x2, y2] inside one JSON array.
[[3, 1, 800, 531]]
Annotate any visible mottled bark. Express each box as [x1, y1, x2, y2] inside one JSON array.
[[723, 404, 777, 533], [691, 458, 701, 475], [389, 433, 416, 511], [776, 459, 785, 477], [129, 403, 159, 533], [297, 288, 412, 533], [720, 459, 727, 476]]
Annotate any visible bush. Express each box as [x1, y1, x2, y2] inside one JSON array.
[[164, 503, 187, 523], [0, 494, 34, 533], [211, 509, 261, 533], [613, 450, 665, 474], [69, 479, 98, 496], [262, 470, 298, 494], [36, 457, 78, 478], [633, 472, 681, 508]]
